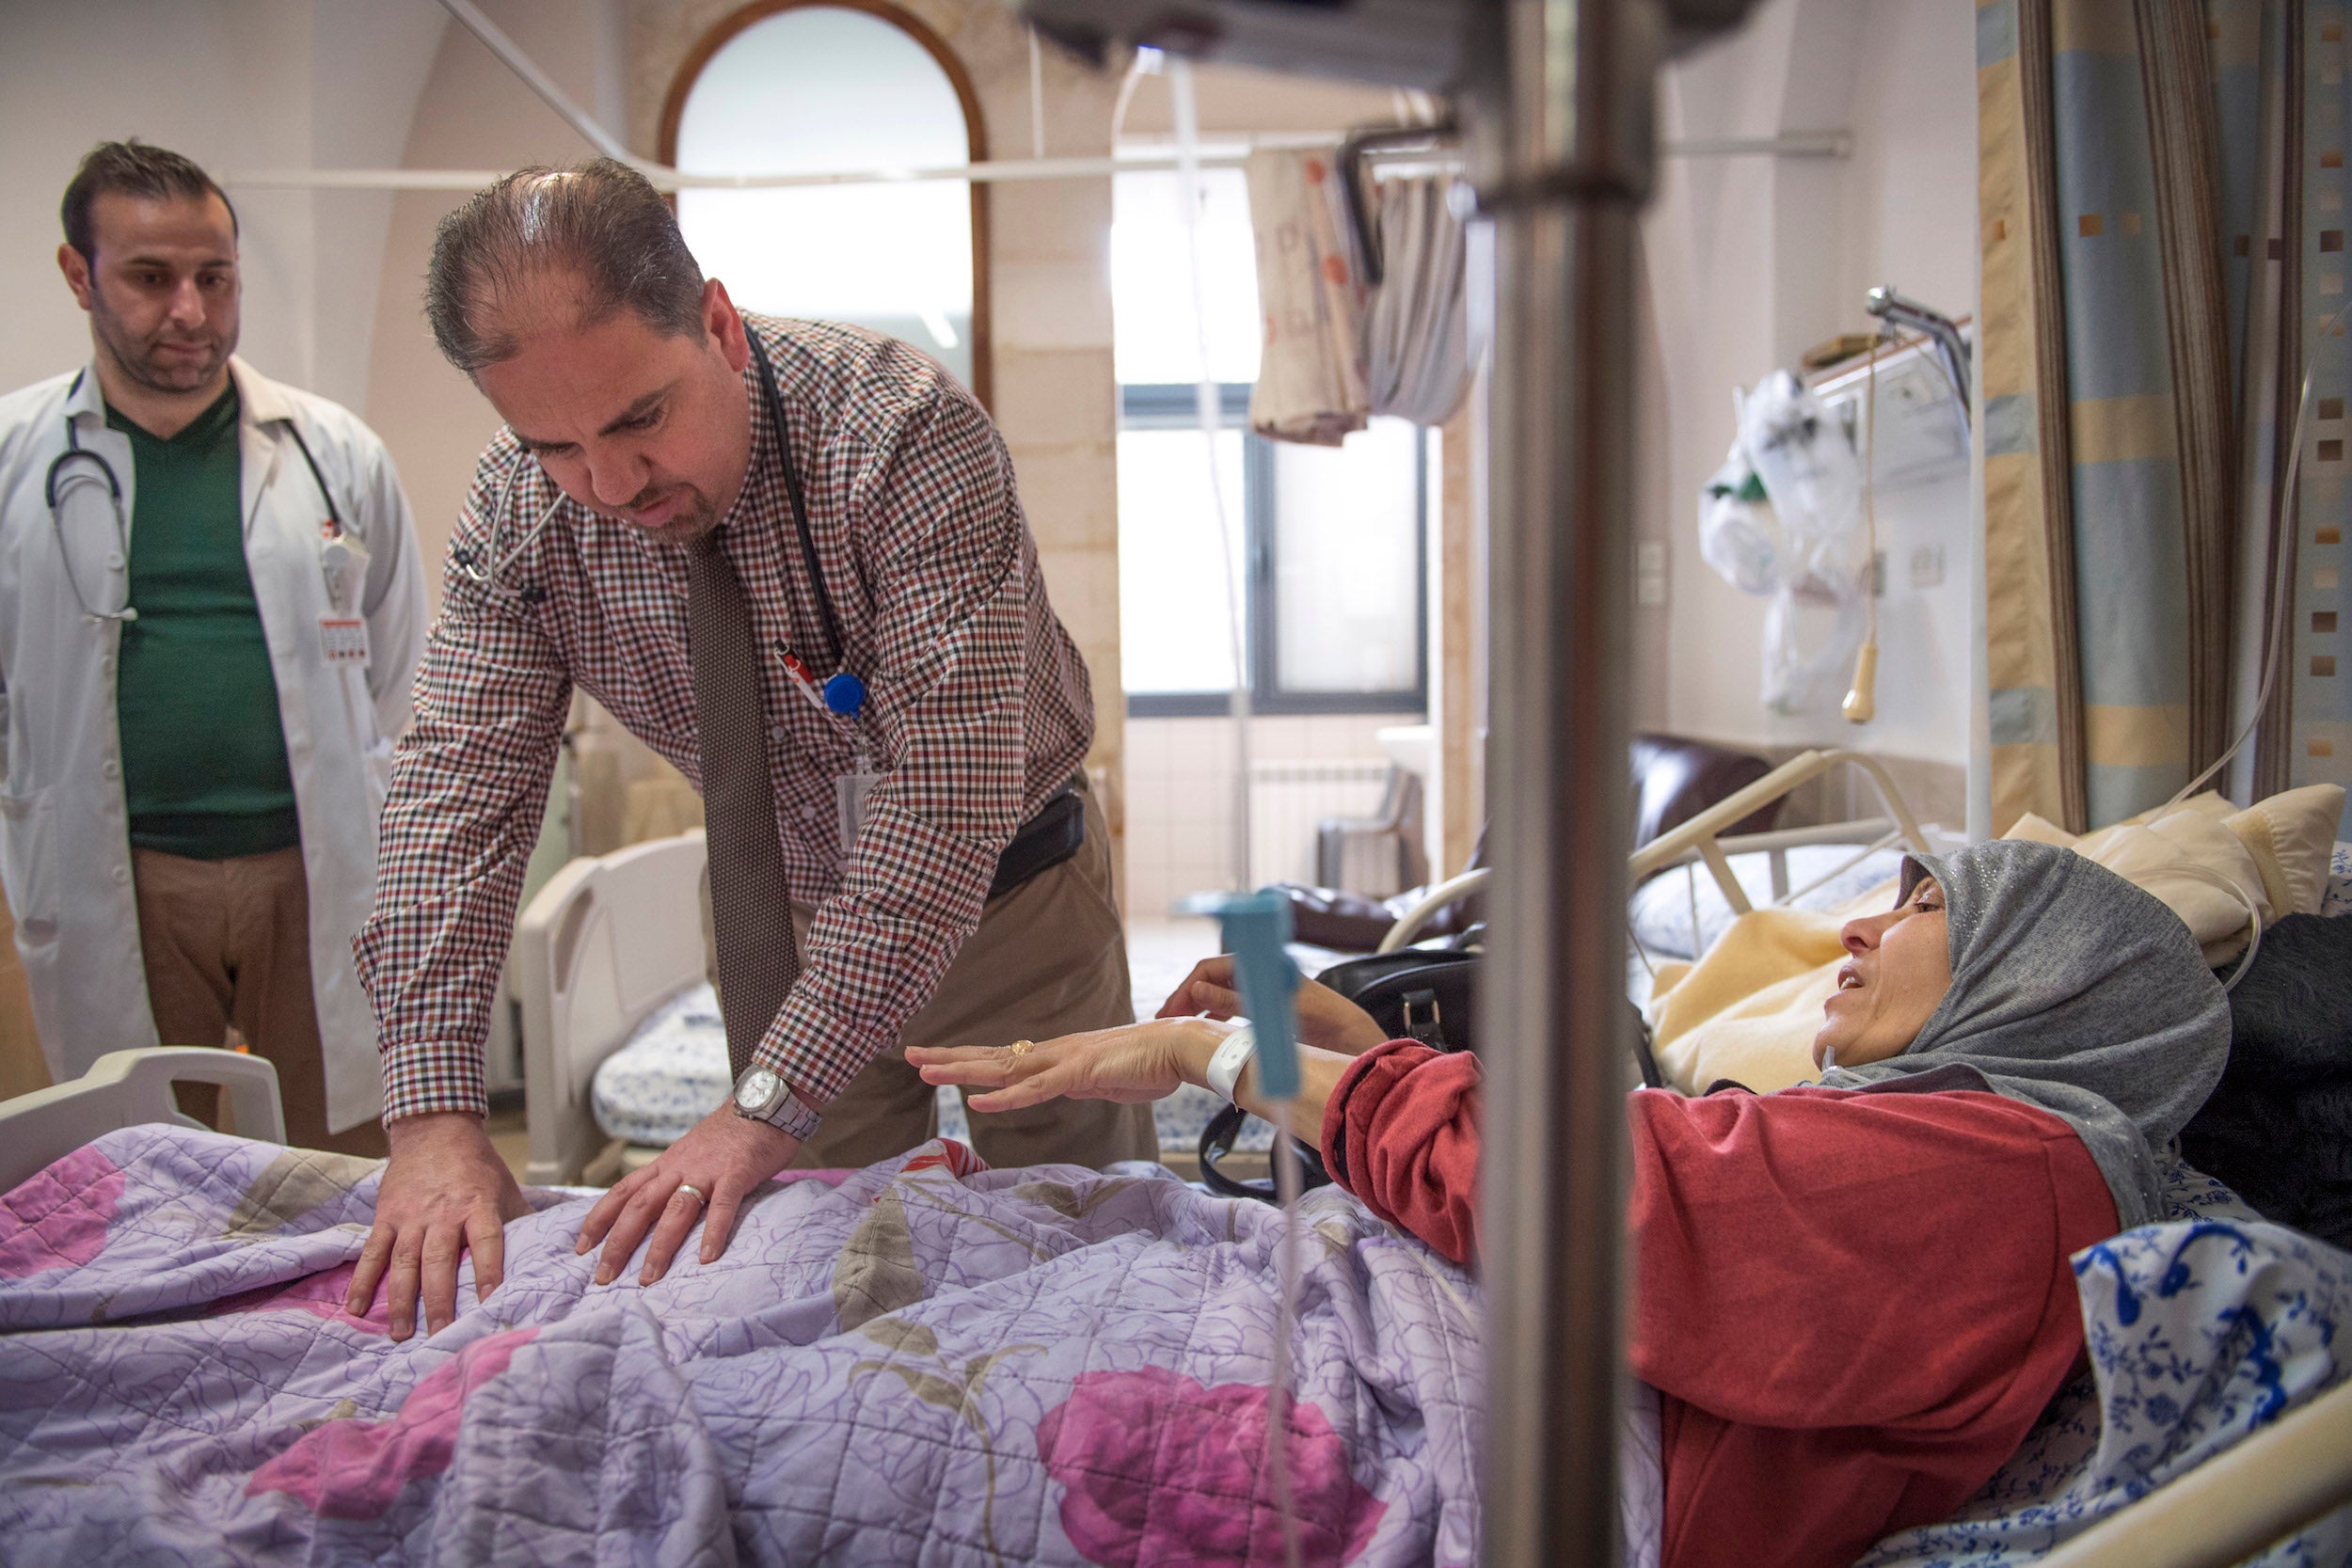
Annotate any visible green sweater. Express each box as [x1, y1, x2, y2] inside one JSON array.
[[109, 387, 300, 860]]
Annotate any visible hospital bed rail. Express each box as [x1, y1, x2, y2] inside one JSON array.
[[1379, 747, 1940, 955], [0, 1046, 284, 1195]]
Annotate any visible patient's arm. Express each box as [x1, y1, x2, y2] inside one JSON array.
[[909, 1018, 1358, 1149], [1153, 956, 1391, 1055]]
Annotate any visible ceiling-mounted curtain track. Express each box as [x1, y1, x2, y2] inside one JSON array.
[[219, 0, 1846, 194], [224, 132, 1845, 194]]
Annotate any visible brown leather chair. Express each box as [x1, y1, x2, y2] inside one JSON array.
[[1275, 733, 1784, 953]]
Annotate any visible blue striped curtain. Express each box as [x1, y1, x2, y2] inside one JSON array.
[[2048, 0, 2199, 827], [1977, 0, 2333, 832]]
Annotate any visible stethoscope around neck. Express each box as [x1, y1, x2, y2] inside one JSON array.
[[44, 368, 346, 626], [451, 333, 857, 689]]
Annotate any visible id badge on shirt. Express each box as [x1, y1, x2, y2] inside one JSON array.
[[319, 615, 370, 664], [319, 528, 371, 665], [835, 751, 880, 856]]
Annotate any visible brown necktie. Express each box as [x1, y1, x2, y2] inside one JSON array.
[[685, 531, 801, 1080]]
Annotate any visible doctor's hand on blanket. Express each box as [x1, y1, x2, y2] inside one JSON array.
[[572, 1103, 800, 1289], [347, 1113, 531, 1341]]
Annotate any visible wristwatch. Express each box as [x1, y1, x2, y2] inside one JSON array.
[[732, 1067, 821, 1142]]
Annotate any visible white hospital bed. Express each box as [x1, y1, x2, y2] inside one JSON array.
[[1384, 746, 1949, 964], [510, 829, 710, 1185]]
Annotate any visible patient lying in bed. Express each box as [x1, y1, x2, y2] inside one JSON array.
[[903, 840, 2293, 1568], [0, 846, 2344, 1567]]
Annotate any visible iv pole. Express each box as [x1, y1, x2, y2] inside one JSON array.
[[1468, 0, 1661, 1559]]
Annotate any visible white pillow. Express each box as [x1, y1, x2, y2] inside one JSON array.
[[2001, 785, 2345, 958]]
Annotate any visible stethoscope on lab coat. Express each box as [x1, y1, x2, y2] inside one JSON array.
[[451, 334, 868, 717], [43, 369, 357, 627]]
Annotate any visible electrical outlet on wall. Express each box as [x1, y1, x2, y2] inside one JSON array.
[[1635, 541, 1668, 607], [1909, 545, 1947, 590]]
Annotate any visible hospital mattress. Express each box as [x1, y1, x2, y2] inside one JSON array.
[[590, 982, 1274, 1155]]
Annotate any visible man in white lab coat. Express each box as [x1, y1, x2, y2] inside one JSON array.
[[0, 141, 426, 1152]]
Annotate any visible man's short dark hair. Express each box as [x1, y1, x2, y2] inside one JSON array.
[[61, 139, 238, 262], [425, 158, 708, 373]]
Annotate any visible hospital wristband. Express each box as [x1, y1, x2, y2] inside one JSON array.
[[1203, 1025, 1259, 1104]]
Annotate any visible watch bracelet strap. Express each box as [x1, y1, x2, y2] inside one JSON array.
[[1204, 1025, 1259, 1103], [738, 1072, 821, 1140]]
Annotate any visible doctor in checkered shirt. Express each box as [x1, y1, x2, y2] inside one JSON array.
[[345, 161, 1152, 1342]]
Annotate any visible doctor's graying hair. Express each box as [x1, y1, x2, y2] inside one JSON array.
[[425, 158, 707, 373], [61, 140, 238, 262]]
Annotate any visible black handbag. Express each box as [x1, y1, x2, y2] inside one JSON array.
[[1195, 936, 1665, 1203], [1197, 942, 1480, 1202]]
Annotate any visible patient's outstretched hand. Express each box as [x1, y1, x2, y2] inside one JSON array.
[[909, 1019, 1233, 1113], [1156, 956, 1391, 1055]]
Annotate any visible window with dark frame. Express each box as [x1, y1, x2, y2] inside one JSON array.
[[1118, 383, 1431, 719]]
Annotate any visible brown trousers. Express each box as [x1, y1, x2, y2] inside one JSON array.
[[131, 845, 386, 1158], [788, 784, 1156, 1171]]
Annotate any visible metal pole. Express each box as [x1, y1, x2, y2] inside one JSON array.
[[1470, 0, 1662, 1560]]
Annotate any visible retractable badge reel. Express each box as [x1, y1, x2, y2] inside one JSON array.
[[317, 524, 371, 665], [827, 672, 876, 852]]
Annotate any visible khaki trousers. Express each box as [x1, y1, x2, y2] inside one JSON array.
[[788, 784, 1156, 1171], [131, 845, 387, 1158]]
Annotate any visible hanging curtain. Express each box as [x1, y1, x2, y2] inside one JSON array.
[[1360, 176, 1473, 426], [1244, 150, 1473, 442], [1978, 0, 2237, 832], [2273, 3, 2352, 830]]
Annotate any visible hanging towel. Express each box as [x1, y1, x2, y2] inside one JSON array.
[[1244, 149, 1370, 446]]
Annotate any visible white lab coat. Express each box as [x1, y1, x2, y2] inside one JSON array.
[[0, 357, 426, 1131]]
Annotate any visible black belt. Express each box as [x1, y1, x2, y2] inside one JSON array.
[[988, 776, 1088, 900]]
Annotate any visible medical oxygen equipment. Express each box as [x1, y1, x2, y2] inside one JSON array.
[[1213, 891, 1308, 1568], [44, 370, 358, 642]]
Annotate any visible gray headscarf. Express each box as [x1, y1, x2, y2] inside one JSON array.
[[1818, 839, 2229, 1230]]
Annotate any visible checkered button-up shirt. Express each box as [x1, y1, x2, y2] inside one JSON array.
[[357, 317, 1097, 1122]]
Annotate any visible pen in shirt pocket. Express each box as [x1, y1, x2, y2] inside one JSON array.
[[771, 641, 835, 720]]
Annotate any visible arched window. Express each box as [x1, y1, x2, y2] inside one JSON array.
[[660, 1, 988, 403]]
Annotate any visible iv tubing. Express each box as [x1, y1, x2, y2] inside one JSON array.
[[1263, 1096, 1307, 1568], [1167, 58, 1257, 890]]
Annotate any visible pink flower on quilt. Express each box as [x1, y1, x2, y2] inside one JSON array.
[[211, 1261, 389, 1337], [246, 1325, 539, 1520], [0, 1146, 126, 1278], [1037, 1367, 1387, 1567]]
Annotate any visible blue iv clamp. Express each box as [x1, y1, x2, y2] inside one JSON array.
[[1212, 891, 1302, 1101]]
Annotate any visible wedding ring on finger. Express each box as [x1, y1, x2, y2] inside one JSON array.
[[1007, 1039, 1035, 1057], [675, 1181, 706, 1206]]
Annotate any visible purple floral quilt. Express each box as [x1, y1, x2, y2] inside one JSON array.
[[0, 1127, 1485, 1566]]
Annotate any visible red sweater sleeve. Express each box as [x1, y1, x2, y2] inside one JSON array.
[[1321, 1041, 1482, 1264], [1629, 1085, 2118, 1568]]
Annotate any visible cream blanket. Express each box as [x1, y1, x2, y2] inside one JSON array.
[[1648, 784, 2345, 1094]]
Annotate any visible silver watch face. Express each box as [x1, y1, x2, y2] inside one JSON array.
[[736, 1067, 780, 1112]]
